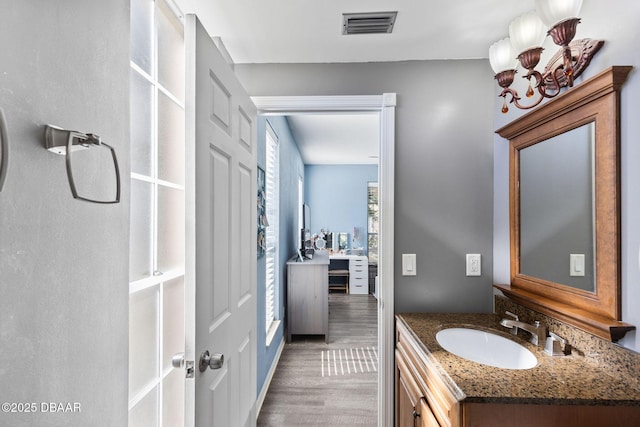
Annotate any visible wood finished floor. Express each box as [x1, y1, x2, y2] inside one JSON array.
[[257, 293, 378, 426]]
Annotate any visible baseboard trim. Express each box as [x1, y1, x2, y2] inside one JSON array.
[[256, 337, 286, 417]]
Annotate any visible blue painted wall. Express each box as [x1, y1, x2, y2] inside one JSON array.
[[256, 116, 304, 397], [304, 165, 378, 252]]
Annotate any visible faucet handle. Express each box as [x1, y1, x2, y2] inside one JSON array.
[[504, 311, 519, 335], [545, 332, 570, 356], [505, 311, 519, 321], [549, 331, 566, 344]]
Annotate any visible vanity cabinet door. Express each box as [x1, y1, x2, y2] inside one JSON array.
[[396, 349, 423, 427], [396, 320, 460, 427], [418, 399, 440, 427], [397, 349, 442, 427]]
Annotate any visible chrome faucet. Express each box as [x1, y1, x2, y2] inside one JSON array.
[[500, 317, 547, 346], [503, 311, 519, 336], [545, 332, 570, 356]]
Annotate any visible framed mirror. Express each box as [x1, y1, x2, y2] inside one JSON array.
[[494, 66, 634, 341], [338, 232, 348, 251], [519, 122, 595, 292]]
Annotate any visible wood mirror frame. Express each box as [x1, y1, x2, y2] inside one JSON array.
[[494, 66, 635, 342]]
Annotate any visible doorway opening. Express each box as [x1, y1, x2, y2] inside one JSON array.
[[252, 95, 395, 426]]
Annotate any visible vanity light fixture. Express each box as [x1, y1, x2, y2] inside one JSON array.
[[45, 124, 121, 204], [489, 0, 603, 113]]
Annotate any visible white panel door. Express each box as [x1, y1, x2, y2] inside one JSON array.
[[185, 14, 257, 427]]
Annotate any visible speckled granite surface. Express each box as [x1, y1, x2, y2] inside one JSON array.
[[396, 312, 640, 406], [495, 295, 640, 391]]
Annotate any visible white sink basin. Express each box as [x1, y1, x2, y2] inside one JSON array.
[[435, 327, 537, 370]]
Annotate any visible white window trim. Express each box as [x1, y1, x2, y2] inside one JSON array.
[[266, 319, 281, 347], [298, 175, 303, 249]]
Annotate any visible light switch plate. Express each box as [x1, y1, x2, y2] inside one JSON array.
[[402, 254, 416, 276], [570, 253, 585, 277], [466, 254, 481, 276]]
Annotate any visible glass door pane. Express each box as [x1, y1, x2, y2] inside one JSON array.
[[130, 179, 153, 281], [130, 71, 154, 177], [158, 93, 184, 185], [129, 1, 185, 426]]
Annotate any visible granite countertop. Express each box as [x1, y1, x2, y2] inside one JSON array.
[[397, 313, 640, 406]]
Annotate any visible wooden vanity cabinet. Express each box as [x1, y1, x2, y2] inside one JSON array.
[[395, 350, 419, 427], [396, 348, 439, 427], [396, 321, 459, 427], [396, 317, 640, 427]]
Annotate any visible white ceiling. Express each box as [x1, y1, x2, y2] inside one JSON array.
[[176, 0, 537, 163], [178, 0, 535, 64], [286, 113, 380, 165]]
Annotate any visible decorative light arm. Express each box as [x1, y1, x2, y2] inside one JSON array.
[[548, 18, 582, 85], [496, 67, 565, 113]]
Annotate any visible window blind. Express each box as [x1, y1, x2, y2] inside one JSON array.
[[265, 125, 279, 333]]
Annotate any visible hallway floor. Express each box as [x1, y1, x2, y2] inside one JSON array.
[[257, 293, 378, 426]]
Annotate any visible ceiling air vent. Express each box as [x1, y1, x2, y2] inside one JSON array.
[[342, 11, 398, 35]]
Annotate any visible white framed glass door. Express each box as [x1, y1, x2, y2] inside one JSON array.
[[128, 0, 186, 425]]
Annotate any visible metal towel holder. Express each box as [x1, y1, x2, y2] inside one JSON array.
[[45, 124, 120, 204]]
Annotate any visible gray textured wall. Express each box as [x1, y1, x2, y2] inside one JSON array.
[[236, 60, 496, 313], [0, 1, 130, 425]]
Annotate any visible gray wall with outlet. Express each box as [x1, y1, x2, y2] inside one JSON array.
[[236, 59, 496, 313]]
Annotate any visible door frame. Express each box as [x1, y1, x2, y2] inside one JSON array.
[[252, 94, 396, 427]]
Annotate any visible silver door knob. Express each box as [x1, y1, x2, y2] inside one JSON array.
[[172, 353, 185, 369], [199, 350, 224, 372], [172, 353, 195, 379]]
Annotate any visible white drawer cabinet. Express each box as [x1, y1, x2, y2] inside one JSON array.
[[329, 254, 370, 295], [349, 256, 369, 294]]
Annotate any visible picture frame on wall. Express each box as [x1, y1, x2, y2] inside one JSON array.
[[257, 166, 266, 257]]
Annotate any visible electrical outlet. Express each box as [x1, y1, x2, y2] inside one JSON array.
[[466, 254, 481, 276]]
